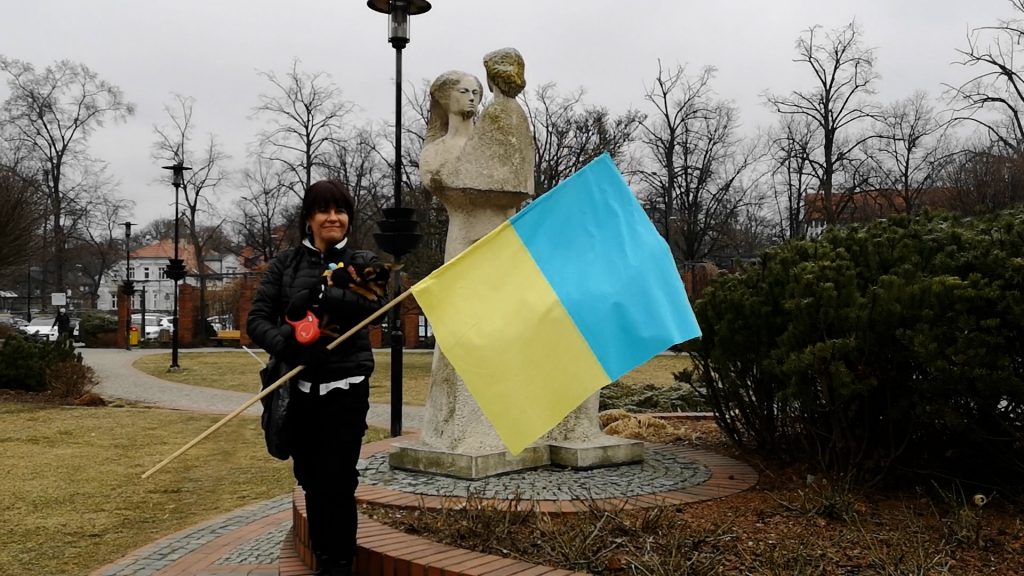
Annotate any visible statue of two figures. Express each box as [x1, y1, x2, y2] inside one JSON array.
[[389, 48, 643, 479]]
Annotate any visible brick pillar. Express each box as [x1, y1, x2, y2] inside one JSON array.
[[399, 285, 423, 349], [237, 276, 260, 348], [116, 289, 131, 348], [402, 314, 419, 349], [368, 325, 382, 348], [682, 269, 693, 299], [178, 284, 197, 347]]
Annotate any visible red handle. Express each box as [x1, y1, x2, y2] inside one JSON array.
[[286, 312, 321, 345]]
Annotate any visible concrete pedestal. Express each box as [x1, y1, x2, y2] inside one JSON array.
[[388, 440, 550, 480], [547, 435, 645, 469]]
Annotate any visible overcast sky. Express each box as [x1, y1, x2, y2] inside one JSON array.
[[0, 0, 1015, 226]]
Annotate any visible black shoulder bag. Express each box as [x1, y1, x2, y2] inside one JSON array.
[[259, 356, 293, 460], [258, 248, 307, 461]]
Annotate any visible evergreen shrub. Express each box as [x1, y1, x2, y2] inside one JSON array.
[[79, 311, 118, 347], [0, 334, 81, 391], [680, 210, 1024, 493]]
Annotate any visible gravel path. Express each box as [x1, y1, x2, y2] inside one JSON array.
[[79, 347, 425, 429]]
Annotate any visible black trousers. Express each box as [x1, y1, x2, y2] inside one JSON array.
[[289, 381, 370, 564]]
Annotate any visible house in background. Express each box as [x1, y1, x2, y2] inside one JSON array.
[[96, 240, 248, 313], [803, 187, 957, 237]]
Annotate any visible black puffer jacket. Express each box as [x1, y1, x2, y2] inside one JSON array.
[[247, 240, 386, 383]]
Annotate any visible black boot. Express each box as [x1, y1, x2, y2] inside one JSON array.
[[312, 553, 335, 576], [313, 555, 352, 576]]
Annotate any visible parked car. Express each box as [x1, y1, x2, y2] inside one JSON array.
[[19, 316, 80, 342], [0, 315, 28, 330], [20, 317, 57, 341], [131, 313, 172, 340]]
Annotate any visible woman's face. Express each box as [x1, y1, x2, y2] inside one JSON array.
[[448, 76, 480, 117], [307, 206, 349, 247]]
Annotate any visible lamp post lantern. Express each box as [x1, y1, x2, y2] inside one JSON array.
[[162, 162, 191, 371], [367, 0, 429, 437]]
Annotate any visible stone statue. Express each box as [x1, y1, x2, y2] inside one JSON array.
[[439, 48, 535, 196], [392, 48, 641, 479], [419, 70, 483, 193]]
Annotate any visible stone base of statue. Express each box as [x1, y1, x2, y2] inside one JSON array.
[[389, 384, 645, 479], [388, 441, 550, 480], [542, 394, 645, 469], [547, 436, 645, 469]]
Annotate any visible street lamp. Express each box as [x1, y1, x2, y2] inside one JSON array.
[[162, 162, 191, 371], [367, 0, 429, 437], [121, 221, 137, 350]]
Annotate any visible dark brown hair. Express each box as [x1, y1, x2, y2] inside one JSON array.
[[300, 180, 355, 237]]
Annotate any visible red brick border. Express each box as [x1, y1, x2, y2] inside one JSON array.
[[283, 491, 587, 576], [283, 436, 757, 575]]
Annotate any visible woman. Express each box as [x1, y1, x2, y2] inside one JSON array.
[[247, 179, 385, 576]]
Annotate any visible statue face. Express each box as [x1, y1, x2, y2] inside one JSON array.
[[448, 76, 481, 118]]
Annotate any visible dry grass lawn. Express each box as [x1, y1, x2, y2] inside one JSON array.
[[133, 350, 692, 406], [0, 402, 386, 576]]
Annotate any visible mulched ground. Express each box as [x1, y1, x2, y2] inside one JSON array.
[[364, 420, 1024, 575], [0, 389, 72, 405]]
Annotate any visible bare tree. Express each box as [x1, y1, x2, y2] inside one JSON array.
[[637, 62, 761, 264], [872, 91, 951, 214], [941, 142, 1024, 214], [253, 59, 354, 200], [768, 114, 820, 239], [523, 83, 642, 196], [764, 22, 880, 226], [325, 126, 392, 249], [235, 157, 293, 264], [153, 94, 229, 333], [0, 56, 134, 290], [0, 166, 45, 273], [66, 190, 134, 308], [949, 1, 1024, 154], [137, 217, 177, 244]]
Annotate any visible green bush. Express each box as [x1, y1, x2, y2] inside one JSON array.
[[0, 334, 81, 392], [77, 309, 117, 340], [681, 210, 1024, 494]]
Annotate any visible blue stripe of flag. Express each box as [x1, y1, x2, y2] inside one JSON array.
[[510, 154, 700, 379]]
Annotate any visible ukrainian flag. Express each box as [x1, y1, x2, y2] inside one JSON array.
[[411, 154, 701, 454]]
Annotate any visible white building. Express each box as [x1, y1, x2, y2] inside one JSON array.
[[97, 240, 246, 314]]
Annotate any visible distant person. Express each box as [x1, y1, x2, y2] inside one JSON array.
[[52, 308, 71, 342]]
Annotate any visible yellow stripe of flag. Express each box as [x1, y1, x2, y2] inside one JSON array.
[[410, 221, 609, 454]]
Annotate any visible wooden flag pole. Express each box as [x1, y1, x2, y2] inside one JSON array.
[[142, 289, 414, 479]]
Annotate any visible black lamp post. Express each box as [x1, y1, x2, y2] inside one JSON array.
[[162, 162, 191, 371], [367, 0, 430, 437], [121, 221, 137, 350]]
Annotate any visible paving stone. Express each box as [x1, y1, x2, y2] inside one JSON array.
[[359, 444, 711, 500]]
